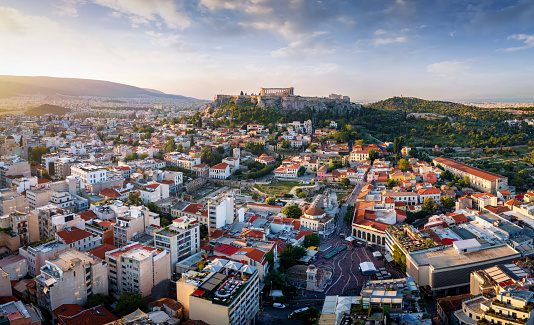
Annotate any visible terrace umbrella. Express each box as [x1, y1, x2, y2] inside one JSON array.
[[240, 264, 255, 274], [211, 259, 229, 268], [207, 265, 223, 273], [226, 261, 243, 271]]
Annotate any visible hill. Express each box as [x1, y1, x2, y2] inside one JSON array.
[[0, 75, 196, 100], [25, 104, 71, 116], [367, 96, 474, 113]]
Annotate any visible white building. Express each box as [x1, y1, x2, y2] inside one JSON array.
[[209, 162, 231, 179], [55, 227, 101, 252], [70, 163, 108, 187], [139, 182, 170, 203], [106, 242, 171, 299], [207, 191, 244, 232], [154, 217, 200, 274]]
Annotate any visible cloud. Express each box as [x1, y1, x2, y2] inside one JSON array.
[[93, 0, 190, 29], [502, 34, 534, 52], [374, 36, 408, 46], [374, 29, 388, 36], [427, 59, 471, 74], [53, 0, 84, 17], [271, 34, 336, 58]]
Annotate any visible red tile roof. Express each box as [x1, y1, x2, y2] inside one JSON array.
[[213, 244, 240, 256], [210, 162, 229, 170], [54, 305, 118, 325], [56, 228, 92, 244], [99, 187, 121, 198], [89, 244, 117, 260], [79, 210, 97, 221]]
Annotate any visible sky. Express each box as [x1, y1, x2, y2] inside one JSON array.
[[1, 0, 534, 102]]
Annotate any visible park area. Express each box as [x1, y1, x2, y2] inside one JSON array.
[[254, 180, 303, 196]]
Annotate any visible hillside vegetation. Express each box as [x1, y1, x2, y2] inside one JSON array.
[[25, 104, 71, 116], [0, 75, 194, 99]]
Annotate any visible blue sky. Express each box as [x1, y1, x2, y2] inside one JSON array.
[[1, 0, 534, 101]]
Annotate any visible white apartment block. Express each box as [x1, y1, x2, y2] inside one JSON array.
[[139, 182, 170, 203], [70, 163, 108, 187], [55, 227, 101, 252], [165, 152, 201, 170], [154, 217, 200, 274], [207, 192, 243, 232], [35, 249, 108, 311], [19, 240, 68, 277], [106, 243, 171, 299], [112, 204, 159, 247]]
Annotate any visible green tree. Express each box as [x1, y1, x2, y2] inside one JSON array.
[[114, 292, 147, 317], [60, 132, 67, 138], [440, 196, 455, 209], [297, 191, 307, 198], [164, 138, 176, 153], [297, 166, 306, 177], [129, 192, 142, 205], [265, 197, 276, 205], [386, 178, 397, 189], [251, 193, 259, 200], [85, 293, 113, 308], [279, 245, 306, 270], [265, 250, 275, 269], [368, 149, 380, 163], [422, 197, 437, 214], [399, 158, 410, 171], [283, 204, 303, 219], [264, 269, 290, 289], [298, 307, 321, 324], [303, 233, 320, 248], [190, 136, 195, 148], [340, 178, 350, 187], [281, 140, 291, 149]]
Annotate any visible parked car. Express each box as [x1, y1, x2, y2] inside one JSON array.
[[273, 303, 286, 309]]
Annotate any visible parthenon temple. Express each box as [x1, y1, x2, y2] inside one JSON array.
[[260, 87, 294, 96]]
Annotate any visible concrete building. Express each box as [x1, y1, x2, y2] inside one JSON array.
[[26, 188, 53, 211], [176, 258, 260, 325], [0, 268, 11, 297], [112, 204, 159, 247], [70, 163, 108, 187], [0, 188, 29, 215], [55, 227, 101, 252], [28, 204, 85, 243], [0, 157, 31, 188], [139, 182, 170, 203], [19, 240, 68, 277], [385, 225, 522, 296], [105, 243, 170, 299], [35, 249, 108, 312], [433, 157, 509, 194], [0, 254, 28, 280], [207, 192, 243, 233], [154, 217, 200, 274]]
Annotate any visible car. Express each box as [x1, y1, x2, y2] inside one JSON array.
[[273, 303, 286, 309]]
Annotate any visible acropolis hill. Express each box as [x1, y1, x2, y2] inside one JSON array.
[[207, 87, 361, 113]]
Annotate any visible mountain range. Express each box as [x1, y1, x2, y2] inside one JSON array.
[[0, 75, 196, 100]]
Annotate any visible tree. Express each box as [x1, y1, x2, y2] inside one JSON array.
[[251, 193, 259, 200], [399, 158, 410, 171], [303, 233, 320, 248], [265, 197, 276, 205], [190, 136, 195, 148], [279, 245, 307, 269], [85, 293, 113, 308], [281, 140, 291, 149], [340, 178, 350, 187], [440, 196, 455, 209], [165, 138, 176, 153], [386, 178, 397, 189], [368, 149, 380, 163], [265, 250, 275, 269], [298, 306, 320, 324], [344, 205, 354, 224], [297, 166, 306, 177], [422, 197, 437, 214], [297, 191, 307, 198], [114, 292, 147, 317], [264, 269, 290, 289], [283, 204, 303, 219], [309, 144, 318, 153], [129, 192, 142, 205], [60, 132, 67, 138]]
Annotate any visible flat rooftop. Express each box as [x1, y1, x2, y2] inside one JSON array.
[[410, 245, 520, 269]]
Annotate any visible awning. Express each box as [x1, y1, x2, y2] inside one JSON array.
[[384, 254, 394, 263]]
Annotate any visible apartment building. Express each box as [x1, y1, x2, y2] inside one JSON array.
[[207, 192, 243, 233], [0, 157, 31, 188], [154, 217, 200, 274], [433, 157, 509, 194], [26, 188, 53, 211], [105, 243, 170, 299], [70, 163, 108, 187], [19, 240, 69, 277], [35, 249, 108, 312], [27, 204, 84, 243], [139, 182, 170, 203], [164, 152, 201, 170], [55, 227, 101, 251], [0, 188, 29, 215], [177, 258, 260, 325], [112, 204, 159, 247]]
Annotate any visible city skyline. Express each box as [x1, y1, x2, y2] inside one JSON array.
[[1, 0, 534, 102]]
